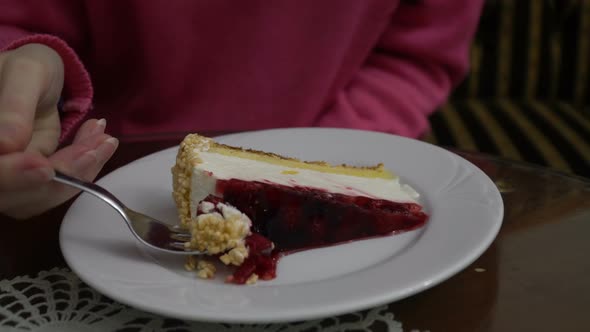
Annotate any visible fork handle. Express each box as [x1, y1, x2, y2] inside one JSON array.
[[53, 171, 128, 218]]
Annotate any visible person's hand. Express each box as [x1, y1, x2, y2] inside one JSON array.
[[0, 43, 118, 219]]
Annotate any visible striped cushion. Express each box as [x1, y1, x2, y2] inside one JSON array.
[[425, 100, 590, 178], [451, 0, 590, 107], [427, 1, 590, 178]]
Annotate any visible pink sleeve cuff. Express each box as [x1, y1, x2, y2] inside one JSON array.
[[1, 34, 93, 142]]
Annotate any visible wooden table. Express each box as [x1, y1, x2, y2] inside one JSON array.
[[1, 133, 589, 331]]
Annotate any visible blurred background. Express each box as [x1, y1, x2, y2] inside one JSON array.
[[424, 0, 589, 178]]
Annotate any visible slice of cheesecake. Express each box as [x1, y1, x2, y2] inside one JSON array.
[[171, 134, 428, 284]]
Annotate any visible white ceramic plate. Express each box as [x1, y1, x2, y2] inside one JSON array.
[[60, 128, 503, 323]]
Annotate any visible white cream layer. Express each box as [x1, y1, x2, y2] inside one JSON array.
[[189, 150, 419, 218]]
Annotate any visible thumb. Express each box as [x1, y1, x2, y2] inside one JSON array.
[[0, 44, 64, 154], [26, 106, 61, 156]]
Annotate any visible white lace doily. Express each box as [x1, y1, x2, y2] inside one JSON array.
[[0, 268, 425, 332]]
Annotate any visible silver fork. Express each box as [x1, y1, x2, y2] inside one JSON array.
[[54, 170, 203, 255]]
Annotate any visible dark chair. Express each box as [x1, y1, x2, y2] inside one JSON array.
[[426, 0, 590, 178]]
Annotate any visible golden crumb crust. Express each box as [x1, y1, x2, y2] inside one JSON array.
[[171, 134, 212, 227]]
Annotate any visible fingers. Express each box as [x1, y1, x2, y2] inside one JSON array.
[[60, 118, 116, 181], [55, 139, 118, 180], [26, 112, 105, 157], [0, 118, 117, 217], [0, 132, 119, 218], [0, 152, 54, 191], [0, 132, 110, 195], [0, 151, 54, 215], [44, 134, 119, 212], [50, 132, 117, 175], [73, 118, 107, 142]]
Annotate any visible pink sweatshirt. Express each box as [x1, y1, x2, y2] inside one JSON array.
[[0, 0, 483, 141]]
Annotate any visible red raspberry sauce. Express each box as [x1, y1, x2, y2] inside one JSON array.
[[207, 179, 428, 284]]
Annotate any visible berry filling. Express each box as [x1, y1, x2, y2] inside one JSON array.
[[228, 233, 279, 284], [218, 179, 428, 249], [197, 178, 428, 284]]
